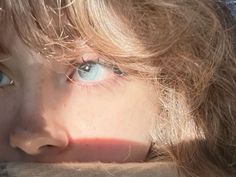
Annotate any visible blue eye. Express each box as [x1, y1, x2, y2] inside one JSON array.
[[0, 71, 13, 87], [69, 60, 124, 84], [70, 61, 105, 82], [77, 62, 102, 82]]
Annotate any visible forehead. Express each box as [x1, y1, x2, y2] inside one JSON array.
[[0, 24, 35, 60]]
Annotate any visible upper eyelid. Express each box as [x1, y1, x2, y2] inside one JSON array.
[[69, 57, 114, 69], [65, 57, 124, 78], [65, 52, 125, 73]]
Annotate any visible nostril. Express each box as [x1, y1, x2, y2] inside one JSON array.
[[38, 144, 59, 154], [38, 144, 59, 151], [10, 132, 69, 156], [39, 144, 55, 150], [45, 145, 55, 148]]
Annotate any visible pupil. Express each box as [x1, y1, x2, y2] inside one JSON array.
[[81, 63, 92, 72]]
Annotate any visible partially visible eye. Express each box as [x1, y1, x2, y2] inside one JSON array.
[[0, 71, 13, 88], [68, 60, 124, 84]]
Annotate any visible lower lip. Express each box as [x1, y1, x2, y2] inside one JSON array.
[[42, 138, 150, 163]]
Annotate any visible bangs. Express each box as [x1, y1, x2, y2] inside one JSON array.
[[1, 0, 234, 78], [0, 0, 83, 61], [0, 0, 147, 65]]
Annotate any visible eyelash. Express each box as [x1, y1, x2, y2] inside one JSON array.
[[66, 58, 125, 90]]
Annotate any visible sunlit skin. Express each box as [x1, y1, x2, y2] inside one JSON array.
[[0, 27, 159, 163]]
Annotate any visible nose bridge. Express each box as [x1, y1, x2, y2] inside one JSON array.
[[12, 70, 54, 136], [21, 69, 52, 120], [18, 56, 62, 120], [16, 92, 45, 135], [18, 70, 59, 132]]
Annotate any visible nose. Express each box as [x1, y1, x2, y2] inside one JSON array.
[[9, 118, 69, 156], [8, 61, 70, 157]]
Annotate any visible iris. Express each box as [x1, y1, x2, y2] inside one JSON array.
[[77, 62, 102, 82]]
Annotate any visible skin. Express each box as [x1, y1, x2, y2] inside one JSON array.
[[0, 27, 159, 163]]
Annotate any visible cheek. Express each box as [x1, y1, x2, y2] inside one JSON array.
[[60, 81, 159, 143]]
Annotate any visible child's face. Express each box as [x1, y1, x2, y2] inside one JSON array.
[[0, 27, 159, 163]]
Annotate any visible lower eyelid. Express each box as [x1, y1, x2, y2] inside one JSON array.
[[71, 74, 125, 92]]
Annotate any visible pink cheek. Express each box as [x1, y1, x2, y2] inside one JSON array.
[[68, 138, 150, 162]]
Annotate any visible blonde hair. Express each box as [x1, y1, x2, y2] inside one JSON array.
[[1, 0, 236, 176]]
